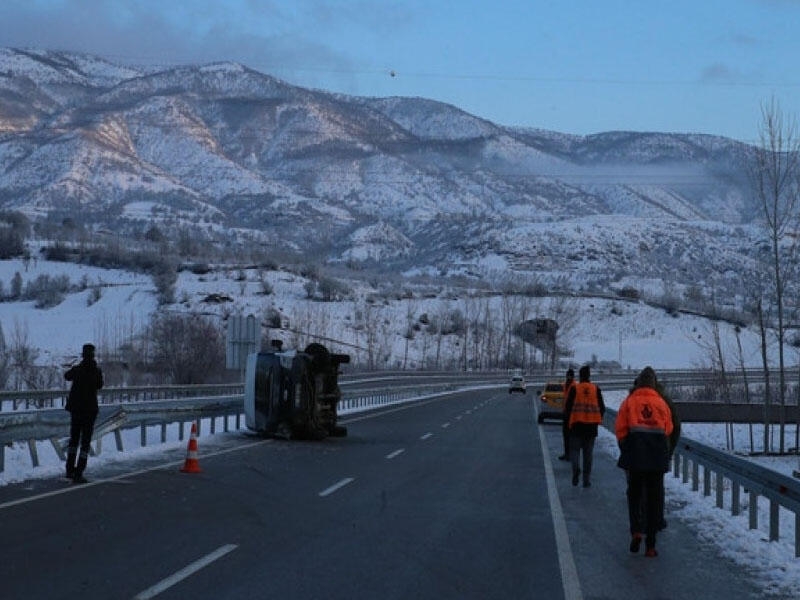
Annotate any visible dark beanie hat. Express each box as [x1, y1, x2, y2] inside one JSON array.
[[637, 366, 657, 388], [579, 365, 590, 380], [566, 368, 574, 378], [82, 343, 96, 358]]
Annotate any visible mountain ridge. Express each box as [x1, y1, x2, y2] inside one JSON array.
[[0, 47, 767, 302]]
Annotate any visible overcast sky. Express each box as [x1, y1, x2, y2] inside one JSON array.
[[2, 0, 799, 143]]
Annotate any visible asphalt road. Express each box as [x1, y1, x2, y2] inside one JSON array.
[[0, 387, 784, 600]]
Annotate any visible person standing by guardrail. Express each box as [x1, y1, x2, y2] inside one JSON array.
[[64, 343, 104, 484], [615, 366, 673, 558]]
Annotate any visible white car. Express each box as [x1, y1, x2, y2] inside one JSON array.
[[509, 374, 526, 394]]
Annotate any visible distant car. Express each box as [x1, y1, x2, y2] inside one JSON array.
[[509, 374, 527, 394], [537, 381, 565, 423]]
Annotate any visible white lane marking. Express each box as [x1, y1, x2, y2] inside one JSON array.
[[420, 432, 433, 440], [386, 449, 405, 460], [456, 415, 462, 420], [536, 405, 584, 600], [0, 439, 272, 511], [133, 544, 238, 600], [465, 410, 472, 415], [319, 477, 355, 497], [441, 422, 450, 429]]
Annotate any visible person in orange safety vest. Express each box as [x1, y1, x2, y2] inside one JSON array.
[[615, 366, 673, 558], [558, 368, 576, 461], [563, 365, 605, 488]]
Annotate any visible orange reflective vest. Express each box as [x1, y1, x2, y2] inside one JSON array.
[[615, 386, 674, 471], [569, 382, 602, 427]]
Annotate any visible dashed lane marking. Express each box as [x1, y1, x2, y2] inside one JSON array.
[[133, 543, 238, 600], [386, 449, 405, 460], [319, 477, 355, 497], [420, 433, 433, 440]]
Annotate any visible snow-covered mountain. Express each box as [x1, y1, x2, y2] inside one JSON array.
[[0, 48, 766, 298]]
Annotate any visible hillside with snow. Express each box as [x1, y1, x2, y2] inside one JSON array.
[[0, 251, 787, 386], [0, 47, 773, 308]]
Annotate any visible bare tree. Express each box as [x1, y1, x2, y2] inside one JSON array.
[[0, 322, 11, 389], [9, 320, 40, 390], [750, 97, 800, 453], [402, 299, 418, 370], [499, 293, 520, 370], [146, 312, 225, 384], [757, 298, 773, 452], [734, 325, 755, 454]]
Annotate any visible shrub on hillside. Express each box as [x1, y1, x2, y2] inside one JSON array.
[[23, 274, 71, 308], [145, 312, 226, 384], [0, 227, 24, 259], [152, 260, 178, 305]]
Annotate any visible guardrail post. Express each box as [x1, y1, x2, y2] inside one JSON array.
[[716, 472, 724, 508], [770, 500, 780, 542], [179, 421, 185, 441], [703, 466, 711, 496], [732, 482, 741, 516], [0, 445, 4, 474], [161, 423, 167, 444], [27, 439, 39, 468], [210, 417, 216, 434], [796, 514, 800, 558], [49, 437, 66, 461], [692, 461, 699, 491], [749, 491, 758, 529], [115, 429, 124, 452], [141, 423, 147, 447]]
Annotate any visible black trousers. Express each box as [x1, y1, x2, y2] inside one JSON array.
[[627, 470, 664, 549], [568, 432, 595, 483], [67, 411, 98, 473]]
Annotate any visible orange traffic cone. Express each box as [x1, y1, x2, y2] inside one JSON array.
[[180, 422, 202, 473]]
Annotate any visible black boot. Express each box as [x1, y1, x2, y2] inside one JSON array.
[[73, 456, 88, 484], [65, 452, 77, 479]]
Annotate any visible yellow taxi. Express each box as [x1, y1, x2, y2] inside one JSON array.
[[537, 381, 565, 423]]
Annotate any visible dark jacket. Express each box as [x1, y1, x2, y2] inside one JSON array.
[[65, 359, 104, 413]]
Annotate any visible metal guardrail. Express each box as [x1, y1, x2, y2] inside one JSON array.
[[0, 383, 244, 411], [0, 395, 245, 470], [602, 408, 800, 558]]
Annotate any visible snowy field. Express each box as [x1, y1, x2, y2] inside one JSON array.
[[0, 255, 787, 371]]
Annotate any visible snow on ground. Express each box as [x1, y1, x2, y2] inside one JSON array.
[[600, 391, 800, 598], [0, 255, 790, 371], [0, 257, 155, 365]]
